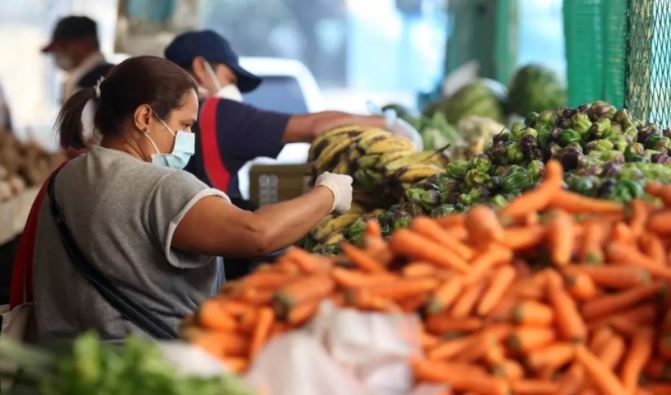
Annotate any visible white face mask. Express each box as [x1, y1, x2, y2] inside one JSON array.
[[216, 84, 243, 102], [54, 52, 75, 71], [203, 61, 243, 102]]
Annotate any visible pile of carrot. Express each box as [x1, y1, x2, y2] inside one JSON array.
[[185, 159, 671, 395]]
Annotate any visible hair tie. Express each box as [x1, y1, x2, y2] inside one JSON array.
[[94, 76, 104, 98]]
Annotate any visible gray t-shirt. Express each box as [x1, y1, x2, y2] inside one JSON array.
[[32, 146, 228, 340]]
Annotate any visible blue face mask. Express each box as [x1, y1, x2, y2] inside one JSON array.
[[143, 117, 195, 170]]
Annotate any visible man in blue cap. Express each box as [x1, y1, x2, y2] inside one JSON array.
[[165, 30, 420, 201]]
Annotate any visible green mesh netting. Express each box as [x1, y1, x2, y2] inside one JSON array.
[[563, 0, 628, 108], [626, 0, 671, 127]]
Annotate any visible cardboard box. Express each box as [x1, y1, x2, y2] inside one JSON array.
[[249, 164, 313, 206]]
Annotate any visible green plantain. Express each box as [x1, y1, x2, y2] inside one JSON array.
[[356, 154, 381, 169]]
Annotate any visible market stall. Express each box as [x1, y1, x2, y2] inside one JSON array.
[[3, 0, 671, 394]]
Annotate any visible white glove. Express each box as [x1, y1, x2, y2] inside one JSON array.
[[384, 109, 424, 150], [315, 172, 353, 214]]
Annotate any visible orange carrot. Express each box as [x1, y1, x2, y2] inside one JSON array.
[[284, 246, 331, 274], [420, 331, 440, 349], [365, 219, 381, 238], [348, 288, 400, 313], [565, 271, 599, 301], [492, 359, 525, 380], [364, 234, 394, 265], [238, 288, 274, 305], [435, 213, 465, 228], [613, 222, 636, 244], [608, 243, 671, 280], [508, 327, 556, 353], [500, 159, 562, 220], [640, 232, 667, 266], [549, 189, 623, 214], [370, 277, 439, 300], [597, 334, 625, 370], [589, 326, 615, 354], [648, 210, 671, 234], [287, 298, 320, 325], [389, 229, 470, 272], [512, 300, 554, 326], [197, 300, 237, 331], [411, 358, 509, 395], [511, 379, 559, 394], [249, 307, 274, 358], [238, 307, 258, 333], [402, 262, 437, 278], [578, 265, 652, 289], [219, 300, 255, 318], [589, 304, 657, 332], [425, 315, 483, 334], [658, 335, 671, 360], [644, 358, 671, 381], [547, 271, 588, 342], [444, 224, 468, 241], [399, 293, 429, 313], [274, 274, 335, 314], [547, 210, 575, 266], [341, 242, 386, 273], [190, 331, 250, 357], [451, 279, 486, 318], [462, 246, 513, 285], [644, 384, 671, 395], [526, 343, 576, 371], [557, 363, 585, 395], [629, 199, 650, 238], [465, 205, 505, 247], [411, 216, 474, 260], [621, 329, 654, 394], [580, 220, 608, 264], [646, 182, 671, 206], [428, 335, 476, 360], [243, 271, 297, 289], [426, 276, 463, 314], [575, 345, 628, 395], [331, 267, 396, 288], [501, 225, 546, 251], [581, 282, 663, 320], [477, 266, 516, 316]]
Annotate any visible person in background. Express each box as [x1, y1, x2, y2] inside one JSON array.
[[165, 30, 420, 280], [42, 16, 114, 102], [165, 30, 421, 202]]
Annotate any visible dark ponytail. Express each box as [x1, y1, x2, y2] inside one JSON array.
[[56, 56, 197, 149], [57, 87, 96, 149]]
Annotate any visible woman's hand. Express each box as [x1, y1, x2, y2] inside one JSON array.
[[314, 172, 353, 213], [172, 176, 352, 258]]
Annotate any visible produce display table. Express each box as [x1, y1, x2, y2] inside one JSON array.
[[0, 187, 39, 245]]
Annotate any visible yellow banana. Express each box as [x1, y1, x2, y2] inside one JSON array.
[[323, 232, 345, 245], [365, 137, 416, 155], [309, 126, 364, 161], [396, 164, 444, 183], [377, 149, 416, 167], [314, 136, 356, 172], [356, 128, 391, 150], [310, 212, 361, 241]]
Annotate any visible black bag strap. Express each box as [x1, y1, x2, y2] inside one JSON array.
[[47, 170, 177, 339]]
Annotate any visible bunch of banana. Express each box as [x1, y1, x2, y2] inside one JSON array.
[[309, 207, 385, 254]]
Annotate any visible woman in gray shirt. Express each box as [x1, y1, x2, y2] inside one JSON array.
[[32, 56, 352, 340]]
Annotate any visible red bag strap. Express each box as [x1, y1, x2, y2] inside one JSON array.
[[10, 160, 69, 308], [200, 97, 230, 192]]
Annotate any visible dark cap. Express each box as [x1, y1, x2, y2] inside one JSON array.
[[165, 30, 261, 93], [42, 16, 98, 53]]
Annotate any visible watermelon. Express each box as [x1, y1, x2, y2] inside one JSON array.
[[507, 64, 567, 116]]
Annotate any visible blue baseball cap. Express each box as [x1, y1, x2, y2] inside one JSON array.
[[165, 30, 261, 93]]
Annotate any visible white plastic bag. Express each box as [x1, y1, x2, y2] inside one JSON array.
[[245, 332, 363, 395], [245, 301, 440, 395]]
